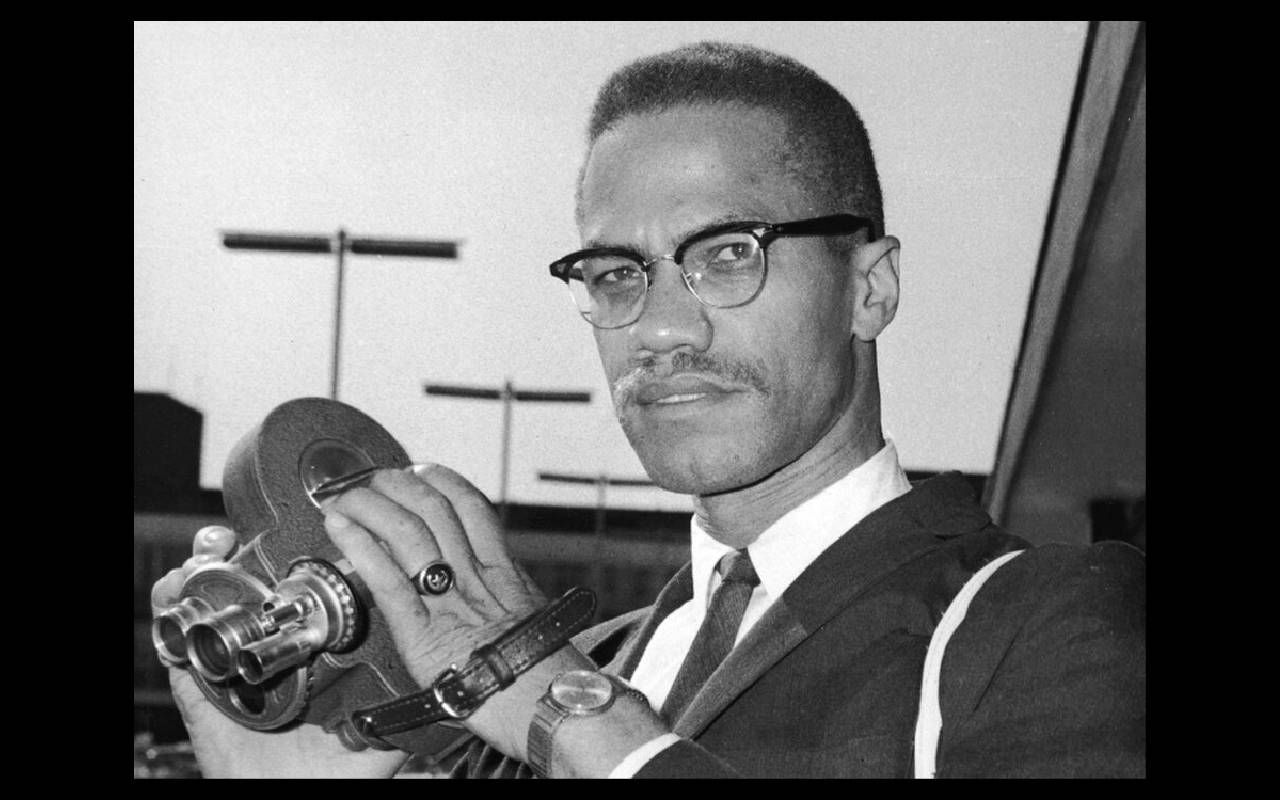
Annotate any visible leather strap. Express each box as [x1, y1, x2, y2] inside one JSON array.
[[349, 587, 597, 742]]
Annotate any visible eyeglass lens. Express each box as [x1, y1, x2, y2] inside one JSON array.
[[568, 231, 764, 328]]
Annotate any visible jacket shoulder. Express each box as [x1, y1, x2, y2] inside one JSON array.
[[935, 541, 1146, 777], [571, 605, 652, 667]]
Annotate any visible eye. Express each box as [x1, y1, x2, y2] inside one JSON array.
[[706, 241, 755, 264], [578, 256, 644, 294], [593, 266, 643, 287], [689, 233, 759, 272]]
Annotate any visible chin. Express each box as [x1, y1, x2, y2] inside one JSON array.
[[628, 429, 774, 496], [616, 392, 792, 495]]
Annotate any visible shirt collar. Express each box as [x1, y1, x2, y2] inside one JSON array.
[[688, 438, 913, 609]]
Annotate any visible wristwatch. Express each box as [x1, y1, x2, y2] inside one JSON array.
[[526, 669, 646, 778]]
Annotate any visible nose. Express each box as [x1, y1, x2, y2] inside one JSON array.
[[627, 259, 712, 356]]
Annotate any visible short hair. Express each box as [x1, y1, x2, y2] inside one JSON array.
[[577, 41, 884, 243]]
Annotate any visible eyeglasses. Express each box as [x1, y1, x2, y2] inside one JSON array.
[[548, 213, 878, 329]]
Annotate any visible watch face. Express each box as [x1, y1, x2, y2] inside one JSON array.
[[549, 670, 614, 713]]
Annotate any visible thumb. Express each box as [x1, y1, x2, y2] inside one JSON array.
[[193, 526, 238, 559]]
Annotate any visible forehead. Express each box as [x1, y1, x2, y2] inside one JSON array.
[[577, 105, 814, 243]]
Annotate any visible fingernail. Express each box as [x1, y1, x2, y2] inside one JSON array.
[[194, 526, 230, 552]]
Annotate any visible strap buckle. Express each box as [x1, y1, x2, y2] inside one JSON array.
[[431, 666, 475, 720]]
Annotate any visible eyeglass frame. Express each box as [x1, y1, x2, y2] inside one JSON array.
[[548, 213, 881, 329]]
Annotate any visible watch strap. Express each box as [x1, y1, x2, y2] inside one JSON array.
[[348, 586, 597, 744], [526, 684, 566, 778], [527, 672, 645, 779]]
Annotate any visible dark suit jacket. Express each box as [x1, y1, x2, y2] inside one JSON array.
[[447, 473, 1146, 778]]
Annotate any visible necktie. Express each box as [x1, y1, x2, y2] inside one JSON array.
[[660, 548, 760, 722]]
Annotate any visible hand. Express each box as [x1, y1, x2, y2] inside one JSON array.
[[319, 464, 598, 759], [150, 526, 408, 778]]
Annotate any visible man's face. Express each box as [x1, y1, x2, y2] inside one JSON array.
[[577, 104, 861, 496]]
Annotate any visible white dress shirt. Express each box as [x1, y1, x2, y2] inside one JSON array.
[[608, 438, 913, 777]]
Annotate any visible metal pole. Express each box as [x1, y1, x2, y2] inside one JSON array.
[[536, 470, 655, 527], [499, 378, 514, 528], [537, 470, 655, 603], [594, 473, 607, 538], [221, 228, 459, 401], [424, 382, 593, 531], [537, 471, 655, 490], [331, 228, 346, 401], [592, 473, 607, 594]]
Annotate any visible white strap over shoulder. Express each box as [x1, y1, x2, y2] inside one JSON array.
[[912, 549, 1025, 779]]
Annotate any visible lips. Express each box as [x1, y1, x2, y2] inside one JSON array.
[[633, 374, 739, 406]]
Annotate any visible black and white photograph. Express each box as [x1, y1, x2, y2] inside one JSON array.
[[134, 20, 1145, 778]]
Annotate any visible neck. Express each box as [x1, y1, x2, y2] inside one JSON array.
[[693, 347, 884, 549]]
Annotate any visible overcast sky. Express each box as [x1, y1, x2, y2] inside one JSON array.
[[134, 21, 1088, 513]]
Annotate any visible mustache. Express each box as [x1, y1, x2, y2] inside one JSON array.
[[611, 351, 770, 413]]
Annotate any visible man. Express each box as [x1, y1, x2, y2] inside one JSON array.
[[152, 41, 1145, 778]]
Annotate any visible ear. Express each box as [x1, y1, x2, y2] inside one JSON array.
[[850, 236, 900, 342]]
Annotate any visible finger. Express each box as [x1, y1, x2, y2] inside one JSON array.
[[151, 568, 187, 615], [411, 463, 509, 567], [321, 483, 446, 580], [367, 468, 483, 574], [324, 481, 500, 612], [409, 464, 544, 603], [192, 526, 238, 559], [182, 552, 224, 576], [322, 510, 439, 655]]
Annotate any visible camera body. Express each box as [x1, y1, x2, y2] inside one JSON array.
[[152, 398, 466, 755]]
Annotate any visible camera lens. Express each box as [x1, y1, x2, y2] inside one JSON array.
[[152, 597, 214, 667], [189, 624, 233, 679], [237, 650, 264, 683], [154, 616, 188, 662]]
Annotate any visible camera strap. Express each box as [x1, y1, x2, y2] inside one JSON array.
[[350, 586, 598, 742], [912, 549, 1025, 778]]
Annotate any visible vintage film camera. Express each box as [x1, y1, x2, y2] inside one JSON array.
[[151, 398, 465, 754]]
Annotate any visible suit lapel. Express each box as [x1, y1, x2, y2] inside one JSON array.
[[672, 474, 986, 736], [673, 595, 808, 736]]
